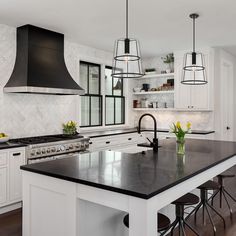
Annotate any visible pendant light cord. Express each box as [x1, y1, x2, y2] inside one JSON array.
[[126, 0, 128, 38], [193, 16, 195, 53]]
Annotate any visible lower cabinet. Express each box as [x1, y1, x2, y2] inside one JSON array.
[[9, 150, 25, 202], [0, 147, 25, 209], [0, 168, 7, 205]]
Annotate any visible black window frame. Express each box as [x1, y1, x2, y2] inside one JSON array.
[[105, 66, 125, 126], [80, 61, 102, 128]]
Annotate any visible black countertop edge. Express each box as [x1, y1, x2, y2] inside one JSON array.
[[85, 129, 215, 139], [20, 152, 234, 200], [0, 142, 27, 150]]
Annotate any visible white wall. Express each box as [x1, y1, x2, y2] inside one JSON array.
[[213, 48, 236, 140], [0, 24, 114, 138]]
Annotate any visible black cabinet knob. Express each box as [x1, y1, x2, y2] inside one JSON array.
[[226, 126, 230, 130]]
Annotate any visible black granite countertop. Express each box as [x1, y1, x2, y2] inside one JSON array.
[[0, 142, 26, 150], [21, 138, 235, 199], [82, 128, 215, 138]]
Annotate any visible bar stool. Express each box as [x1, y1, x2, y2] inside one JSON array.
[[187, 180, 226, 235], [164, 193, 200, 236], [123, 212, 171, 234], [211, 172, 236, 216]]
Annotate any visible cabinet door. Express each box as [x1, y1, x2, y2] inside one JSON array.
[[190, 54, 209, 109], [0, 168, 7, 205], [190, 85, 209, 109], [9, 150, 25, 202], [174, 57, 191, 109]]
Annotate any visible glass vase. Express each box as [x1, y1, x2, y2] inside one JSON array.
[[176, 139, 185, 155]]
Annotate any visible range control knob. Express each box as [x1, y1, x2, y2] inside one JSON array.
[[51, 147, 56, 152], [85, 143, 89, 148], [36, 149, 41, 155], [47, 149, 51, 153], [60, 145, 65, 151], [42, 149, 46, 154], [31, 151, 35, 156], [75, 143, 81, 149], [69, 144, 74, 150]]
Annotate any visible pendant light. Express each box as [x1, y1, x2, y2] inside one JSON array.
[[111, 0, 144, 79], [182, 13, 207, 85]]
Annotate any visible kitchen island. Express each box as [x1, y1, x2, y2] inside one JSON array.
[[21, 139, 236, 236]]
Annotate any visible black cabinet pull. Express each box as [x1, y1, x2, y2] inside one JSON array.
[[227, 126, 230, 130], [106, 141, 110, 144], [128, 138, 132, 140], [89, 142, 93, 144], [12, 152, 21, 156]]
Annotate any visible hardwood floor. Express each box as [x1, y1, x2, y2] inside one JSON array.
[[0, 166, 235, 236], [0, 208, 22, 236]]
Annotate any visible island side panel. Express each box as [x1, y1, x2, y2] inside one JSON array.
[[22, 171, 77, 236]]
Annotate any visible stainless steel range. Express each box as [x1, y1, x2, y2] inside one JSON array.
[[12, 134, 90, 164]]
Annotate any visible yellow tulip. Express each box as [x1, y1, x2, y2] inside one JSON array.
[[187, 122, 191, 129], [176, 121, 181, 129]]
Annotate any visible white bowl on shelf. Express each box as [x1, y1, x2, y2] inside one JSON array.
[[133, 87, 142, 92], [0, 137, 9, 143]]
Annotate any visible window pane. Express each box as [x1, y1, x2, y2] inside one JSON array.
[[106, 97, 114, 125], [80, 63, 88, 93], [91, 96, 101, 126], [81, 96, 90, 126], [115, 97, 124, 124], [113, 78, 122, 96], [89, 65, 99, 94], [105, 67, 113, 95]]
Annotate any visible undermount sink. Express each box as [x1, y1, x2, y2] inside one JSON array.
[[137, 142, 162, 148]]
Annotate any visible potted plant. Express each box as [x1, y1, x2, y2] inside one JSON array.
[[170, 121, 191, 155], [162, 53, 174, 73], [62, 121, 78, 135]]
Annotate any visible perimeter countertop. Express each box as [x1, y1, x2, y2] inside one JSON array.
[[0, 142, 27, 150], [21, 138, 235, 199], [82, 128, 215, 138]]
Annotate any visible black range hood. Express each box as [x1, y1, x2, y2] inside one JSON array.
[[4, 25, 85, 95]]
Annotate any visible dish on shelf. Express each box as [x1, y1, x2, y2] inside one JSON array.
[[133, 87, 142, 92]]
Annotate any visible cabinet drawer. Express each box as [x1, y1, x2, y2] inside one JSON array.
[[0, 152, 7, 166]]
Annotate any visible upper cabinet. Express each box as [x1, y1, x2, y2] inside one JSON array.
[[174, 49, 214, 110]]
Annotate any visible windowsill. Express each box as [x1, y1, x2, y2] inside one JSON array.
[[80, 124, 135, 134]]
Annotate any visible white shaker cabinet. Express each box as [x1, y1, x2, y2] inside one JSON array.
[[0, 168, 7, 205], [0, 147, 25, 209], [9, 149, 25, 202], [174, 50, 213, 110]]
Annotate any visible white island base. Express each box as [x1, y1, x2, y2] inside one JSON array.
[[22, 154, 236, 236]]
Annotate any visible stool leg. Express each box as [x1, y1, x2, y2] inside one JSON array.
[[170, 219, 178, 236], [210, 189, 220, 206], [193, 202, 202, 222], [207, 202, 226, 229], [224, 188, 236, 202], [179, 220, 186, 236], [185, 202, 201, 221], [222, 190, 233, 217], [183, 220, 200, 236], [220, 188, 223, 208], [205, 204, 217, 235]]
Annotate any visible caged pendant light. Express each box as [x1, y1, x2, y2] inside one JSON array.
[[111, 0, 144, 79], [182, 13, 207, 85]]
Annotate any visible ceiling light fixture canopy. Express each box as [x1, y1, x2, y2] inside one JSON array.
[[182, 13, 207, 85], [111, 0, 144, 79]]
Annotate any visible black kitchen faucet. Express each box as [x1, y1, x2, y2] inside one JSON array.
[[138, 113, 159, 152]]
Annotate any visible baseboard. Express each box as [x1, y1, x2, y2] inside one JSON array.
[[0, 202, 22, 214]]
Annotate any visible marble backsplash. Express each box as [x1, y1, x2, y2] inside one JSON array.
[[133, 111, 214, 131]]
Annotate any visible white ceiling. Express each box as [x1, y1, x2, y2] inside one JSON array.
[[1, 0, 236, 57]]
